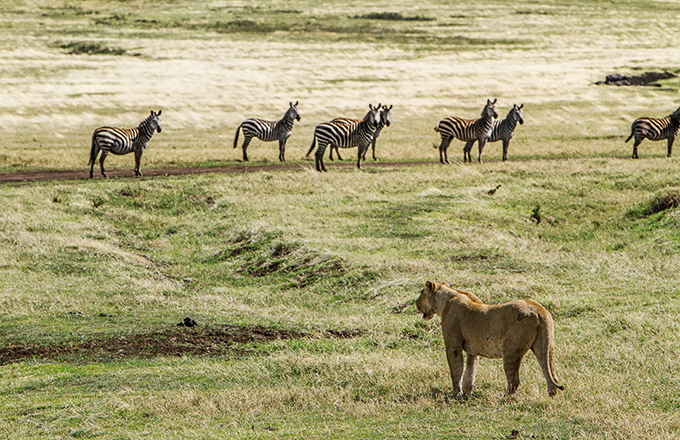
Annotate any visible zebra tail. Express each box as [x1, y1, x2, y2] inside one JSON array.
[[625, 130, 633, 143], [306, 137, 316, 158], [88, 132, 98, 166], [233, 123, 242, 149]]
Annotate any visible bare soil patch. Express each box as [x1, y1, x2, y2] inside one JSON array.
[[0, 325, 364, 365], [594, 71, 678, 87]]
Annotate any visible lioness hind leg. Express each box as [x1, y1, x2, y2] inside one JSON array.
[[503, 356, 523, 395], [445, 345, 465, 398]]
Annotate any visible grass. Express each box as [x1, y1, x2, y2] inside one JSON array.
[[2, 0, 680, 439]]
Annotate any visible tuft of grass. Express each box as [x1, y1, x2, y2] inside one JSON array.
[[355, 12, 435, 21], [57, 41, 127, 56], [627, 188, 680, 218]]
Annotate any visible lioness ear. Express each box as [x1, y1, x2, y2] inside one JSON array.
[[425, 281, 434, 292]]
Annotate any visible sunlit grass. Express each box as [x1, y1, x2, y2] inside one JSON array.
[[2, 0, 680, 439]]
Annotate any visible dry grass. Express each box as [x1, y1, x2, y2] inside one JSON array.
[[2, 1, 680, 439]]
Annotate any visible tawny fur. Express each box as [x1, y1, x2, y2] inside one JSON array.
[[416, 281, 563, 399]]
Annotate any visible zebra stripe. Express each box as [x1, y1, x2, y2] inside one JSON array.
[[328, 104, 392, 162], [89, 110, 162, 178], [435, 99, 497, 164], [465, 103, 523, 162], [306, 103, 381, 172], [625, 106, 680, 158], [233, 101, 301, 162]]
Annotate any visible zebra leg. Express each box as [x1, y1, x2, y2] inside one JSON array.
[[329, 145, 342, 161], [632, 138, 642, 159], [667, 136, 675, 157], [357, 145, 366, 170], [439, 137, 452, 164], [134, 148, 143, 177], [315, 142, 328, 172], [99, 151, 109, 178], [463, 141, 474, 163], [278, 139, 286, 162], [241, 136, 252, 161], [477, 139, 487, 163], [502, 139, 510, 162], [89, 144, 100, 179], [372, 138, 378, 161]]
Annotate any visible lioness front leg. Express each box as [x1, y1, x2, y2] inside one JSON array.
[[445, 344, 465, 399], [462, 354, 479, 397]]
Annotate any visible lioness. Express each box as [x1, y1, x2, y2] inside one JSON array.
[[416, 281, 564, 398]]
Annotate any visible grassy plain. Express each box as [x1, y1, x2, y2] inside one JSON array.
[[2, 0, 680, 439]]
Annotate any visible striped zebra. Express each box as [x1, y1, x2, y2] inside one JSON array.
[[306, 103, 381, 172], [89, 110, 162, 179], [329, 104, 393, 162], [233, 101, 301, 162], [464, 103, 523, 162], [435, 99, 497, 164], [625, 105, 680, 158]]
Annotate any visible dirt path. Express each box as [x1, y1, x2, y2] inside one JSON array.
[[0, 156, 634, 184], [0, 160, 434, 183]]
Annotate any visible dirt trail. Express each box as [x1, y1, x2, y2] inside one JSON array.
[[0, 161, 434, 183], [0, 156, 638, 184]]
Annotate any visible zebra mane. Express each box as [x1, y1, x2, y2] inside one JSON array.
[[670, 106, 680, 122]]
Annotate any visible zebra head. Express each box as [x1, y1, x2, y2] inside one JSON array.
[[381, 104, 393, 127], [367, 103, 382, 127], [147, 110, 162, 133], [510, 103, 524, 125], [483, 99, 498, 119], [287, 101, 301, 122]]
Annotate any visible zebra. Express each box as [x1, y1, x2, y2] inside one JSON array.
[[464, 103, 523, 162], [328, 104, 393, 162], [233, 101, 301, 162], [89, 110, 162, 179], [434, 99, 497, 164], [625, 105, 680, 159], [306, 103, 381, 172]]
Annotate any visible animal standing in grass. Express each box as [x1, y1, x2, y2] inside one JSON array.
[[233, 101, 301, 162], [465, 103, 523, 162], [435, 99, 497, 164], [306, 103, 381, 172], [625, 105, 680, 158], [329, 104, 393, 162], [416, 281, 564, 399], [89, 110, 162, 178]]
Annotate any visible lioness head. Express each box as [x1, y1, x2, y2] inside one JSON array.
[[416, 281, 437, 321]]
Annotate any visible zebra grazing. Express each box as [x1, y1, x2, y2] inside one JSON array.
[[233, 101, 301, 162], [435, 99, 497, 164], [625, 105, 680, 159], [306, 103, 381, 172], [465, 103, 524, 162], [329, 104, 393, 162], [89, 110, 162, 179]]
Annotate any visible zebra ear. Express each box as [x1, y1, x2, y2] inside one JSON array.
[[388, 105, 393, 110], [294, 101, 298, 106], [369, 104, 374, 110], [519, 104, 523, 109], [377, 103, 381, 109], [492, 98, 497, 104], [157, 110, 162, 116]]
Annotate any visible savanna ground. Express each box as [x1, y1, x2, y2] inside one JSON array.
[[1, 0, 680, 439]]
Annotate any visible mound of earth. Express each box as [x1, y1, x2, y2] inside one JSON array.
[[595, 71, 677, 87]]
